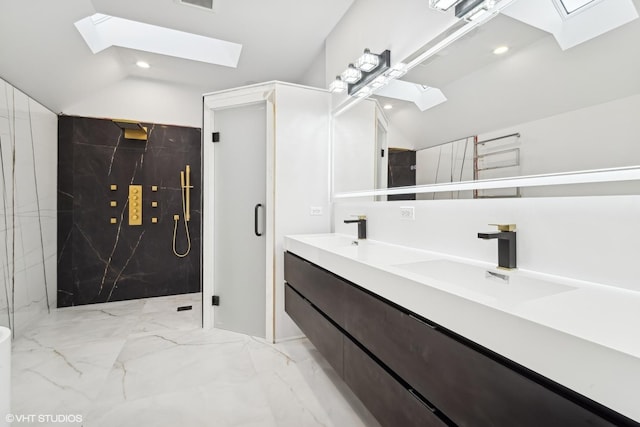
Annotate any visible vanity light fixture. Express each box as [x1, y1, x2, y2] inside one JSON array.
[[341, 64, 362, 84], [386, 62, 408, 79], [331, 49, 391, 97], [493, 45, 509, 55], [369, 75, 389, 89], [355, 48, 380, 72], [329, 76, 348, 93], [429, 0, 462, 11], [455, 0, 496, 21], [354, 86, 373, 98]]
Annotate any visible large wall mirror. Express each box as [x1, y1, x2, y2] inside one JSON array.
[[332, 0, 640, 199]]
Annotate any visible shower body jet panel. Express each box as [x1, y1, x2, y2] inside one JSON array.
[[129, 185, 142, 225]]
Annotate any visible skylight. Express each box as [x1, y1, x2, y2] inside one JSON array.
[[557, 0, 598, 14], [74, 13, 242, 67]]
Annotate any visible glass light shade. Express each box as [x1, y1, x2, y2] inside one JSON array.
[[370, 75, 389, 89], [465, 5, 489, 21], [355, 49, 380, 72], [341, 64, 362, 84], [429, 0, 460, 11], [329, 76, 347, 93], [386, 63, 407, 79], [354, 86, 372, 98]]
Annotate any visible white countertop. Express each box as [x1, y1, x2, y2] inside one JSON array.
[[284, 233, 640, 422]]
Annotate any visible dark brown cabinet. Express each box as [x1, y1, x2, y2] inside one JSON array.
[[284, 251, 346, 327], [284, 284, 343, 376], [284, 251, 638, 427], [343, 338, 447, 427], [343, 280, 617, 427]]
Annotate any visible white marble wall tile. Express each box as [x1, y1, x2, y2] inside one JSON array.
[[0, 78, 57, 337]]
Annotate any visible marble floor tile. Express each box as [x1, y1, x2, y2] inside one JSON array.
[[11, 338, 125, 417], [85, 379, 278, 427], [141, 292, 201, 314], [96, 329, 256, 404], [129, 307, 201, 336], [11, 293, 377, 427]]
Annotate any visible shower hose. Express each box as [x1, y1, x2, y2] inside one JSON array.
[[172, 184, 191, 258]]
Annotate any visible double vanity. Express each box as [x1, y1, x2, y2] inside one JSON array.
[[284, 234, 640, 426]]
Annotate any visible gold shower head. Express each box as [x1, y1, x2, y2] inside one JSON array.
[[112, 119, 148, 141]]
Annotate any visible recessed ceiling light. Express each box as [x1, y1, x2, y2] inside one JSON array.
[[136, 61, 150, 69], [493, 46, 509, 55], [383, 104, 393, 110]]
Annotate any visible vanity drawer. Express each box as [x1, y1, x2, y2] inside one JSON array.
[[284, 252, 346, 326], [344, 284, 617, 427], [344, 338, 448, 427], [284, 284, 343, 376]]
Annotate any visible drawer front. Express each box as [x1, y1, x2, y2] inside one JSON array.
[[344, 283, 617, 427], [284, 284, 343, 376], [344, 338, 448, 427], [284, 252, 346, 326]]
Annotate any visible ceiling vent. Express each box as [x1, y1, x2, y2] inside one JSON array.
[[177, 0, 214, 12]]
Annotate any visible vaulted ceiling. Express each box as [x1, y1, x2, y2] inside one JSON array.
[[0, 0, 354, 112]]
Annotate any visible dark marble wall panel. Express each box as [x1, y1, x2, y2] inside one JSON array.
[[388, 149, 416, 201], [57, 116, 201, 307]]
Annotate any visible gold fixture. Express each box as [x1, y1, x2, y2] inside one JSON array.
[[110, 201, 117, 207], [151, 185, 158, 192], [489, 223, 516, 232], [151, 201, 158, 208], [110, 218, 117, 224], [152, 217, 158, 224], [112, 119, 148, 141], [129, 185, 143, 225], [180, 165, 192, 222], [173, 165, 192, 257], [110, 184, 117, 191]]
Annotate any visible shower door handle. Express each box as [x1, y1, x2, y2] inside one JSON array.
[[254, 203, 263, 237]]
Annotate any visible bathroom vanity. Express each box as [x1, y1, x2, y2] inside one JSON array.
[[284, 234, 640, 427]]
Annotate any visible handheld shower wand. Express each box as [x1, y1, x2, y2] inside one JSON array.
[[173, 165, 192, 257]]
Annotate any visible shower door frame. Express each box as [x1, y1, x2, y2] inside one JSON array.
[[202, 84, 276, 342]]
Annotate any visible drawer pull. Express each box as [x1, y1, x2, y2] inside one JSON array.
[[409, 388, 437, 412], [409, 313, 437, 330]]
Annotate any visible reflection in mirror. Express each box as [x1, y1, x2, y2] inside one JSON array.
[[333, 0, 640, 199]]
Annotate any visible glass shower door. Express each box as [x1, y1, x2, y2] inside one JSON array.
[[212, 102, 266, 338]]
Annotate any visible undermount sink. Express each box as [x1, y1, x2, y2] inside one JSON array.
[[392, 259, 576, 305]]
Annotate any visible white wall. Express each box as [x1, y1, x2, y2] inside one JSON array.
[[333, 99, 376, 195], [0, 78, 57, 337], [478, 93, 640, 197], [334, 196, 640, 293], [274, 84, 332, 340], [299, 45, 327, 89], [387, 120, 417, 151], [62, 77, 203, 128]]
